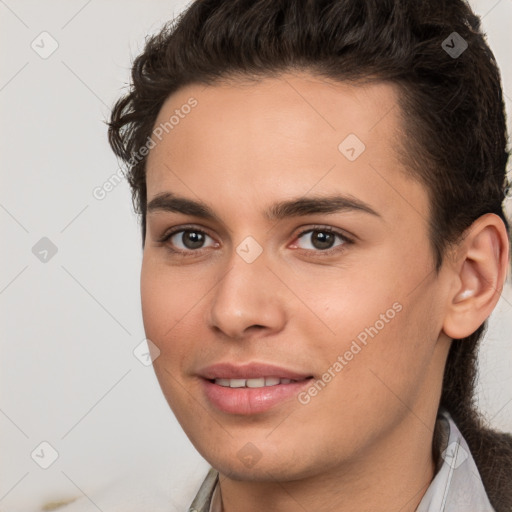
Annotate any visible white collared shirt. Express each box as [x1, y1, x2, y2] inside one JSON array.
[[187, 408, 495, 512]]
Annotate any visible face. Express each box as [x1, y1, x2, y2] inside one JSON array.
[[141, 72, 452, 482]]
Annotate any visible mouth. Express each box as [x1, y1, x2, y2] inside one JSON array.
[[209, 376, 312, 388], [198, 363, 315, 415], [198, 361, 313, 382]]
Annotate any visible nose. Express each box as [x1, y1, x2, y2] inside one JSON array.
[[206, 249, 287, 341]]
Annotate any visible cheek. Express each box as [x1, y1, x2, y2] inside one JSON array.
[[140, 258, 194, 348], [140, 260, 197, 407], [317, 269, 400, 344], [313, 262, 438, 396], [140, 264, 168, 341]]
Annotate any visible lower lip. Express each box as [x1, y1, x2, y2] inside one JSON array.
[[201, 378, 313, 415]]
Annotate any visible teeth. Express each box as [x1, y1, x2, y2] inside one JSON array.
[[213, 377, 297, 388], [246, 378, 265, 388], [229, 379, 246, 388]]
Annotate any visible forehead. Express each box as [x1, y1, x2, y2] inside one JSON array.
[[145, 72, 428, 227]]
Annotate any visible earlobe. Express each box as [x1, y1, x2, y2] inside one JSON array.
[[442, 213, 509, 340]]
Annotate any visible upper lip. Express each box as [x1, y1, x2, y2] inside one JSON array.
[[198, 362, 312, 380]]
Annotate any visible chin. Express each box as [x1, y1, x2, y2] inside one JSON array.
[[200, 446, 322, 483]]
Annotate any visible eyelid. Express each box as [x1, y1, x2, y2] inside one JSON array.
[[157, 224, 215, 243], [291, 224, 355, 244]]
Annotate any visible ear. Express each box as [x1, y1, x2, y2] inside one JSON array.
[[442, 213, 510, 340]]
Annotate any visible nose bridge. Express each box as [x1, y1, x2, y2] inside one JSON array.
[[207, 243, 286, 339]]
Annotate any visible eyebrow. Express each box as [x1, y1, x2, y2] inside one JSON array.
[[147, 192, 382, 223]]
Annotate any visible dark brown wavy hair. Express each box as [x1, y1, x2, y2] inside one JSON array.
[[107, 0, 512, 508]]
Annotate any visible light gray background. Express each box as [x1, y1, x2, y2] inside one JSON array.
[[1, 1, 511, 511]]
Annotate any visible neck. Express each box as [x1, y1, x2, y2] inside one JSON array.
[[217, 410, 438, 512]]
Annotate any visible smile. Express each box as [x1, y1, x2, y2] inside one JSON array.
[[213, 377, 302, 388]]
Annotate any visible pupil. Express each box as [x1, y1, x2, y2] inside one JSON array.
[[313, 231, 334, 250], [184, 231, 204, 249]]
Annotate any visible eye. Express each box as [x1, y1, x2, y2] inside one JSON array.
[[158, 226, 218, 254], [157, 224, 353, 258], [291, 226, 352, 254]]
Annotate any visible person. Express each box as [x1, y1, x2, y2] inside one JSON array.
[[101, 0, 512, 510]]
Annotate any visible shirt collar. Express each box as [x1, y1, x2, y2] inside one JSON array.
[[187, 408, 495, 512], [416, 407, 495, 511], [187, 466, 218, 512]]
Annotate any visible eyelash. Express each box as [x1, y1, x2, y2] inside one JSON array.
[[157, 224, 354, 258]]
